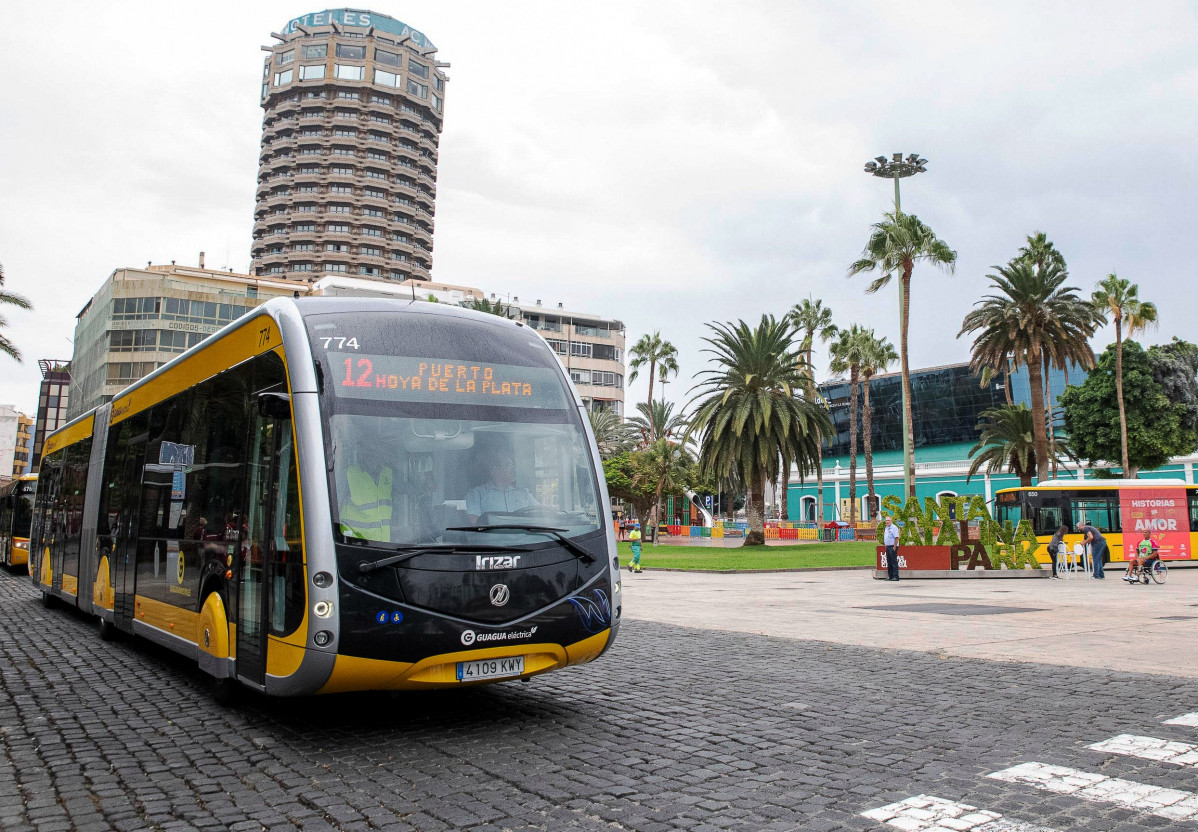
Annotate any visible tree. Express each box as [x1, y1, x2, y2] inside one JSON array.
[[627, 332, 678, 409], [587, 408, 637, 459], [689, 315, 830, 546], [1092, 274, 1158, 477], [960, 259, 1098, 482], [828, 325, 868, 525], [634, 438, 698, 545], [858, 330, 897, 518], [1148, 338, 1198, 443], [1060, 340, 1194, 476], [789, 296, 838, 522], [464, 297, 514, 318], [0, 262, 32, 362], [966, 404, 1038, 487], [602, 452, 655, 532], [848, 212, 957, 498], [628, 399, 688, 447]]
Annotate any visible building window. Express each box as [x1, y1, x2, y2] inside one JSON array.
[[328, 204, 352, 213], [335, 64, 365, 81], [325, 243, 349, 252], [364, 169, 386, 179], [371, 94, 392, 105], [363, 227, 383, 237], [294, 263, 313, 271], [298, 64, 325, 80], [273, 69, 293, 86], [408, 61, 429, 79], [330, 165, 353, 175], [434, 76, 444, 92], [392, 252, 407, 261], [336, 43, 366, 60], [374, 69, 399, 88], [375, 48, 401, 67], [431, 94, 442, 113], [326, 223, 350, 233], [112, 297, 161, 320], [261, 83, 269, 99], [361, 246, 382, 257], [405, 80, 428, 99], [333, 127, 356, 137], [294, 222, 316, 232], [302, 43, 327, 59], [364, 187, 386, 199], [293, 243, 314, 251], [330, 184, 353, 194], [332, 147, 355, 156], [360, 266, 380, 276], [326, 263, 348, 272], [570, 342, 593, 358], [277, 50, 295, 65], [363, 208, 383, 218]]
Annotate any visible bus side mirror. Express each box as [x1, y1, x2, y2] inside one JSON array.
[[258, 392, 292, 420]]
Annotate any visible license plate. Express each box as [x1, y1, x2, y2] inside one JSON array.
[[456, 656, 525, 681]]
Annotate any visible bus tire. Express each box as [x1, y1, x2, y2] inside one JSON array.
[[98, 617, 117, 641], [209, 676, 237, 706]]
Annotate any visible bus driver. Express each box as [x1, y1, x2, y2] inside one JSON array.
[[466, 453, 537, 524]]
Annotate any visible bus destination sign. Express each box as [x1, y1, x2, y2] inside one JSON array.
[[329, 353, 569, 409]]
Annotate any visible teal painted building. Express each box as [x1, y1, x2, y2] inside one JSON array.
[[788, 361, 1198, 522]]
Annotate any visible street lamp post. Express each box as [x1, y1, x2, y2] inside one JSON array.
[[863, 152, 927, 500]]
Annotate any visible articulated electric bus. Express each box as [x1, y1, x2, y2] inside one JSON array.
[[30, 298, 620, 698], [0, 474, 36, 570]]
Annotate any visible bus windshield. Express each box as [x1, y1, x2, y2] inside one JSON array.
[[306, 310, 603, 549], [12, 486, 34, 538]]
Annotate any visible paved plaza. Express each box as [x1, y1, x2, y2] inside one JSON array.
[[1, 566, 1196, 831]]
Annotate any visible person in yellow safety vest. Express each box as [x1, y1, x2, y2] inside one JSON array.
[[340, 457, 394, 543], [628, 522, 642, 573]]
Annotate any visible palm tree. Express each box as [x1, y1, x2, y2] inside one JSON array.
[[464, 297, 514, 318], [632, 437, 695, 546], [966, 404, 1038, 487], [587, 408, 637, 459], [1092, 274, 1158, 477], [858, 330, 897, 519], [789, 296, 838, 522], [848, 212, 957, 499], [0, 262, 32, 362], [628, 399, 688, 447], [828, 325, 868, 525], [1016, 232, 1069, 473], [960, 260, 1100, 482], [627, 332, 678, 410], [689, 315, 831, 546]]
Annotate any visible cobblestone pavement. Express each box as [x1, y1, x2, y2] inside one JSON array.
[[2, 569, 1197, 832]]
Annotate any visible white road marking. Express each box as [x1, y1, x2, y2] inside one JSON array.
[[861, 794, 1057, 831], [1166, 713, 1198, 728], [1088, 734, 1198, 766], [988, 762, 1198, 821]]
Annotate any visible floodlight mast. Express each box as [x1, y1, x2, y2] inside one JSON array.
[[862, 152, 928, 500]]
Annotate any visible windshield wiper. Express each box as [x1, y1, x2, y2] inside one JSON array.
[[445, 525, 596, 565], [357, 544, 528, 573]]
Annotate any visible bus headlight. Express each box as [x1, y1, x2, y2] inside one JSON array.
[[313, 600, 333, 618], [614, 581, 621, 593], [313, 571, 333, 588]]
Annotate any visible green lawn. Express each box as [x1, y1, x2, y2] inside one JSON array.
[[615, 540, 877, 571]]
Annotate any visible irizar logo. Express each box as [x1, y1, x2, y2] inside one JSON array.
[[476, 555, 521, 570], [461, 625, 538, 646]]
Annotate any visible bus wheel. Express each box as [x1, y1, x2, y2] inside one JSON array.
[[209, 676, 237, 706], [98, 617, 117, 641]]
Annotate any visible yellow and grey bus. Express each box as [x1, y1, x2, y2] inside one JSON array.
[[31, 297, 619, 699], [0, 474, 36, 570], [995, 479, 1198, 565]]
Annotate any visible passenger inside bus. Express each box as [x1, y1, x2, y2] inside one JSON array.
[[339, 432, 395, 544]]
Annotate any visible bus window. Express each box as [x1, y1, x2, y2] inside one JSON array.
[[1034, 500, 1066, 536], [1074, 497, 1118, 533], [1190, 492, 1198, 532], [996, 501, 1021, 527]]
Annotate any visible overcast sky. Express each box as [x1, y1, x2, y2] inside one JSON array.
[[1, 1, 1195, 416]]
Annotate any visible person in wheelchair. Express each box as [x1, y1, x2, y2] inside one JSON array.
[[1124, 530, 1159, 582], [465, 452, 539, 524]]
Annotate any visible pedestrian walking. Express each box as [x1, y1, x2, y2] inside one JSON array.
[[1077, 519, 1107, 579], [882, 515, 900, 581], [1046, 524, 1068, 578], [628, 522, 643, 573]]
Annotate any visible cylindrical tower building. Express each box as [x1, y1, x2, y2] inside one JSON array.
[[252, 9, 446, 283]]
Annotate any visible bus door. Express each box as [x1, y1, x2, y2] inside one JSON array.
[[114, 423, 149, 633], [238, 394, 291, 686]]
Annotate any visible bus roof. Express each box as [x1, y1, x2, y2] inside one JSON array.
[[996, 478, 1190, 492]]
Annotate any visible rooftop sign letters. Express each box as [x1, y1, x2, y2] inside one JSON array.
[[282, 9, 436, 51]]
